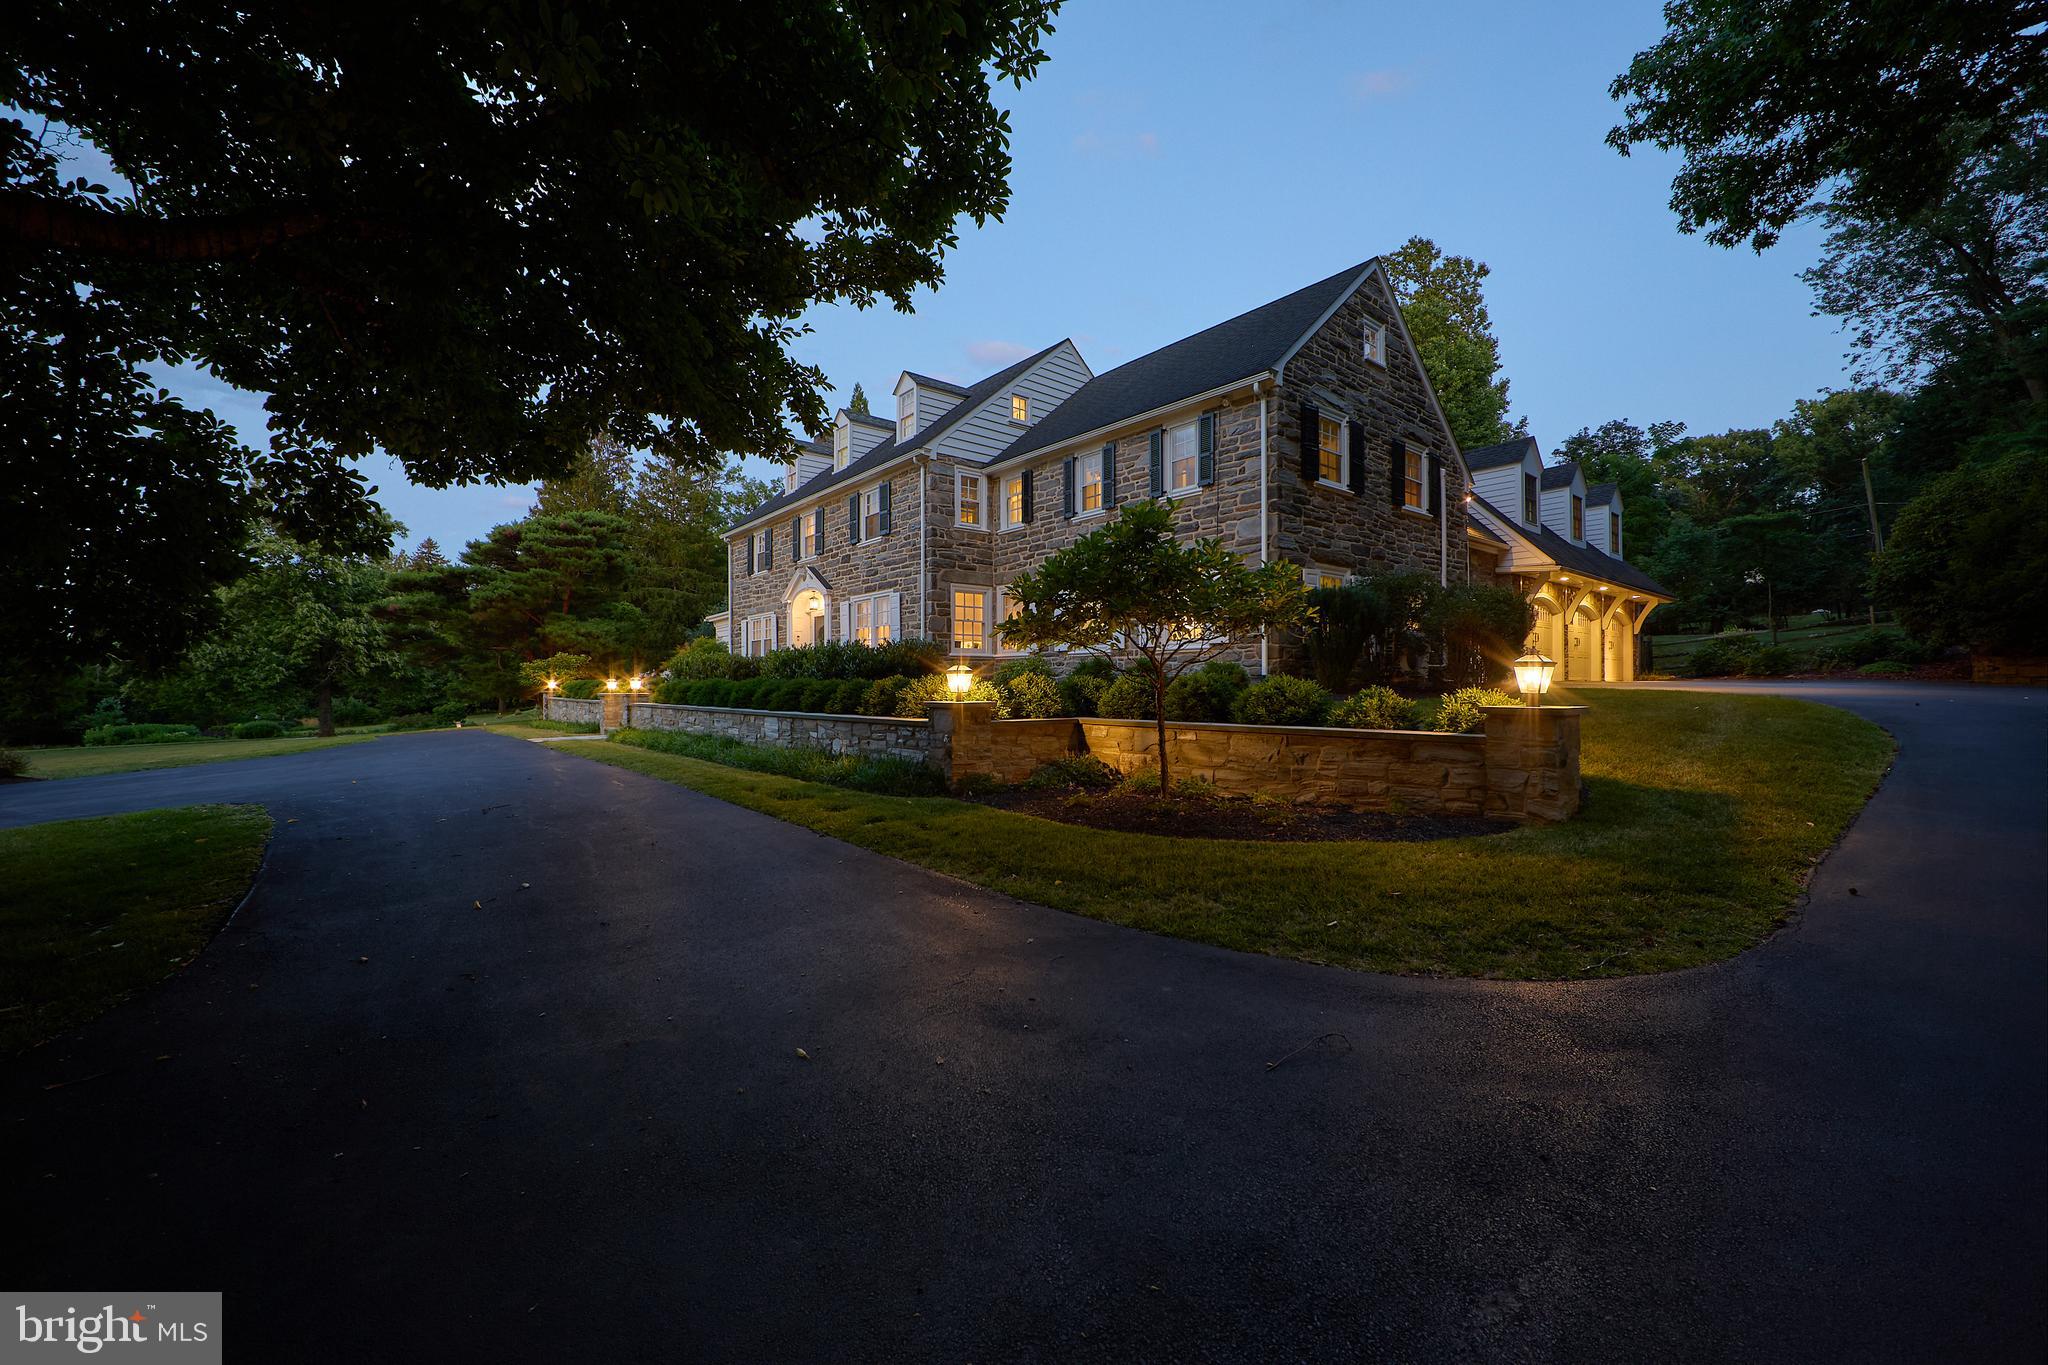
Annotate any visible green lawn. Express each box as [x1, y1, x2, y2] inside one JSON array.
[[0, 805, 272, 1054], [1647, 614, 1894, 672], [553, 687, 1893, 979], [19, 733, 377, 780]]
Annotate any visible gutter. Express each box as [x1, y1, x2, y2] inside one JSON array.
[[990, 374, 1269, 471]]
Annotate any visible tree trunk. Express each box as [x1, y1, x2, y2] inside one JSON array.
[[1152, 666, 1171, 796], [316, 681, 335, 737]]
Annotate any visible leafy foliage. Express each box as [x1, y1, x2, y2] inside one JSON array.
[[1873, 446, 2048, 653], [1162, 661, 1249, 722], [1432, 688, 1518, 736], [1424, 584, 1535, 689], [612, 728, 944, 797], [1001, 672, 1064, 719], [1328, 686, 1419, 731], [892, 673, 1004, 717], [1230, 676, 1331, 727], [1382, 236, 1524, 449]]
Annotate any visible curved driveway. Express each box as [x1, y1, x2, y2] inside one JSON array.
[[2, 682, 2042, 1361]]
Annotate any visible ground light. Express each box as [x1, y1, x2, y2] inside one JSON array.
[[1513, 651, 1556, 707]]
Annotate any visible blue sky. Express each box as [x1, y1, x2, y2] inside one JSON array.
[[142, 0, 1851, 552]]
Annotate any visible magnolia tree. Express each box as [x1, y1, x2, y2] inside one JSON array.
[[997, 501, 1313, 792]]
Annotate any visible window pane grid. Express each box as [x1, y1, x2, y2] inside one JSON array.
[[1318, 417, 1342, 483], [952, 589, 987, 652]]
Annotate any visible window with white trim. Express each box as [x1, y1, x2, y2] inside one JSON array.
[[1363, 320, 1387, 367], [833, 423, 849, 470], [957, 471, 983, 528], [1609, 509, 1622, 555], [802, 509, 819, 559], [1315, 415, 1345, 486], [861, 485, 885, 541], [1304, 564, 1346, 591], [952, 587, 990, 652], [1076, 449, 1104, 513], [996, 585, 1022, 651], [1523, 471, 1539, 525], [1167, 419, 1202, 493], [743, 613, 775, 657], [1002, 475, 1026, 530], [897, 390, 915, 442], [849, 592, 894, 645], [1010, 393, 1030, 423], [1571, 493, 1584, 540], [1402, 447, 1425, 510], [754, 528, 771, 572]]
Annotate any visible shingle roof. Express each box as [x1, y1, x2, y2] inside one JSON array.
[[1467, 517, 1509, 546], [1465, 437, 1536, 470], [1471, 495, 1671, 597], [902, 371, 969, 395], [731, 341, 1068, 531], [992, 260, 1376, 464], [845, 411, 893, 431], [1586, 481, 1618, 505], [1539, 461, 1582, 490]]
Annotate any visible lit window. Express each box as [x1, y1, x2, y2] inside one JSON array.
[[1010, 393, 1030, 423], [1077, 450, 1103, 512], [1363, 320, 1387, 366], [1572, 494, 1584, 539], [897, 390, 915, 442], [1304, 565, 1345, 591], [952, 588, 988, 652], [1003, 475, 1025, 528], [1167, 420, 1201, 492], [958, 472, 982, 527], [833, 424, 849, 470], [1610, 510, 1621, 554], [1523, 472, 1539, 525], [1403, 447, 1424, 509], [745, 613, 775, 657], [1317, 416, 1343, 484], [862, 486, 884, 540], [802, 510, 819, 559]]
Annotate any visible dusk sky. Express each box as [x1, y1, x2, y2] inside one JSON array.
[[150, 0, 1853, 553]]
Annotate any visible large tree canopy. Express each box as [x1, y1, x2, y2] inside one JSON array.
[[1381, 236, 1523, 451], [2, 0, 1061, 675]]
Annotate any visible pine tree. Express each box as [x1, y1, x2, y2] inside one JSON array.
[[848, 383, 870, 416]]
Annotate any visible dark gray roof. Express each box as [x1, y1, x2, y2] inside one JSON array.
[[1465, 437, 1536, 471], [1472, 495, 1671, 597], [1467, 516, 1509, 546], [1539, 461, 1583, 491], [731, 341, 1067, 531], [902, 370, 969, 395], [796, 435, 830, 456], [1587, 481, 1618, 505], [845, 411, 894, 431], [992, 260, 1375, 464]]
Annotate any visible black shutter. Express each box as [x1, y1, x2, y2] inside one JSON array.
[[848, 493, 860, 544], [1103, 441, 1117, 506], [1020, 469, 1035, 523], [1428, 453, 1444, 521], [746, 535, 755, 576], [878, 480, 892, 534], [762, 528, 772, 570], [1148, 430, 1164, 496], [1198, 413, 1215, 487], [1062, 458, 1076, 517], [1389, 438, 1405, 508], [1299, 403, 1320, 482], [1347, 420, 1367, 494], [791, 515, 801, 560]]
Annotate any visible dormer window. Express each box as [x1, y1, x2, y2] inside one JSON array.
[[833, 422, 850, 471], [1571, 493, 1584, 540], [1363, 320, 1387, 367], [1523, 472, 1539, 525], [897, 390, 916, 442], [1010, 394, 1030, 423], [1610, 509, 1621, 555]]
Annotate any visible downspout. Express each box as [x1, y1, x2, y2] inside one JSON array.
[[917, 455, 928, 646], [1438, 463, 1449, 587], [1256, 377, 1270, 677]]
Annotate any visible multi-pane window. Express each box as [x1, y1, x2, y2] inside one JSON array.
[[897, 390, 916, 441], [952, 587, 989, 652], [1403, 448, 1425, 509], [862, 486, 884, 540], [755, 529, 771, 571], [1168, 420, 1201, 492], [1003, 475, 1025, 529], [744, 614, 774, 657], [1304, 566, 1345, 590], [1010, 393, 1030, 423], [1077, 450, 1104, 512], [850, 593, 893, 645], [1571, 494, 1584, 540], [833, 425, 849, 470], [1523, 472, 1539, 525], [958, 472, 983, 527], [1610, 510, 1622, 554], [802, 510, 819, 558], [1363, 320, 1387, 366], [1317, 415, 1343, 484]]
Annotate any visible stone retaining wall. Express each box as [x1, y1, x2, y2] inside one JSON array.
[[605, 699, 937, 765], [1971, 653, 2048, 687], [546, 696, 603, 726]]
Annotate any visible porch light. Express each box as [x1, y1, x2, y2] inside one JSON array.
[[1513, 651, 1555, 707], [944, 662, 974, 696], [628, 675, 645, 693]]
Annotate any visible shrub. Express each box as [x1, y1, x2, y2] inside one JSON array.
[[1057, 674, 1109, 717], [664, 637, 741, 680], [1432, 687, 1520, 735], [1231, 675, 1331, 726], [1742, 644, 1799, 677], [1163, 660, 1249, 721], [1685, 635, 1760, 678], [797, 679, 841, 713], [384, 712, 435, 731], [1858, 659, 1912, 676], [1067, 656, 1117, 681], [833, 679, 871, 714], [611, 727, 945, 796], [0, 748, 27, 779], [1119, 766, 1162, 795], [758, 678, 807, 710], [1096, 673, 1155, 720], [652, 677, 690, 704], [1328, 685, 1418, 731], [1172, 775, 1220, 799], [992, 655, 1055, 687], [231, 720, 284, 740], [1810, 646, 1851, 673], [1841, 628, 1935, 667], [1002, 671, 1064, 719], [892, 673, 1005, 717], [1303, 580, 1385, 690], [1425, 583, 1536, 689], [861, 675, 913, 717], [561, 678, 601, 699], [431, 700, 470, 726], [81, 723, 202, 747], [328, 697, 382, 727], [1022, 754, 1122, 790], [756, 637, 945, 681]]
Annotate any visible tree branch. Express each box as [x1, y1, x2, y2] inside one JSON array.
[[0, 189, 399, 261]]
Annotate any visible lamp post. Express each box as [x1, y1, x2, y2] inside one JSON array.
[[541, 676, 559, 721], [944, 662, 974, 697], [1513, 651, 1555, 708]]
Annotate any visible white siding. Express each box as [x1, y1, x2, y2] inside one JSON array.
[[1472, 448, 1542, 530], [926, 341, 1094, 464], [1586, 490, 1624, 557]]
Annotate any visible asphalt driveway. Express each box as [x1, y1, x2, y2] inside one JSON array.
[[2, 682, 2042, 1361]]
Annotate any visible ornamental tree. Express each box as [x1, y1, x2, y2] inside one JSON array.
[[997, 500, 1312, 792]]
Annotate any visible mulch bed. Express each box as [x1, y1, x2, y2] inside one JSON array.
[[967, 785, 1514, 843]]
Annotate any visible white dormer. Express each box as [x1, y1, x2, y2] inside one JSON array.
[[1587, 485, 1623, 557], [1468, 437, 1544, 532], [834, 409, 890, 470], [892, 371, 967, 443], [788, 438, 831, 491], [832, 418, 850, 471], [1540, 462, 1588, 545]]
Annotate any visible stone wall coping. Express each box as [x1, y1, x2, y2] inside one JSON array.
[[1478, 704, 1587, 715], [625, 700, 929, 727], [1072, 715, 1484, 744]]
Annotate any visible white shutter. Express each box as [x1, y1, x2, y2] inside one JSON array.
[[884, 592, 901, 643], [839, 602, 850, 642]]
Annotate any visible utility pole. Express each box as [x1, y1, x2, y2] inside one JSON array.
[[1861, 458, 1885, 627]]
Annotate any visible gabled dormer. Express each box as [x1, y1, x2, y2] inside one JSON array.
[[1540, 462, 1588, 545], [892, 371, 969, 443], [1586, 483, 1623, 557], [785, 435, 832, 493], [1466, 437, 1543, 532], [832, 408, 892, 471]]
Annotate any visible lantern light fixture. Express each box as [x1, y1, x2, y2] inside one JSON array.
[[628, 675, 645, 693], [1512, 651, 1555, 707], [944, 662, 974, 697], [605, 676, 620, 692], [543, 677, 559, 692]]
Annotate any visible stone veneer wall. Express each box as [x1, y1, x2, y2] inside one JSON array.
[[1971, 653, 2048, 686], [547, 696, 603, 726], [616, 701, 938, 765]]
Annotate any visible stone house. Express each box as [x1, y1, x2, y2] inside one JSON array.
[[723, 258, 1668, 679]]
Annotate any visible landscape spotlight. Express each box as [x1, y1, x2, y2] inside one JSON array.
[[1512, 651, 1555, 707]]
